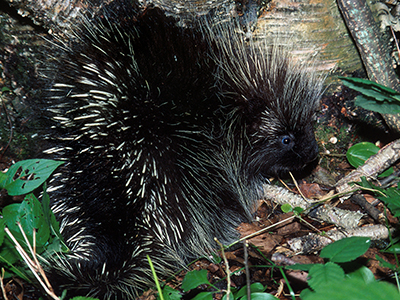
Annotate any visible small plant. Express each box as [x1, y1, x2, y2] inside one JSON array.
[[335, 76, 400, 297], [339, 77, 400, 115], [287, 237, 400, 300], [346, 142, 393, 177], [0, 159, 99, 300], [172, 268, 276, 300], [0, 159, 65, 277]]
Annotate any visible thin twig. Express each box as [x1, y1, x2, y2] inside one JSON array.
[[215, 238, 231, 300], [390, 26, 400, 62], [0, 269, 8, 300], [289, 171, 307, 201], [244, 241, 251, 299], [16, 223, 54, 290], [5, 227, 60, 300], [234, 215, 296, 246]]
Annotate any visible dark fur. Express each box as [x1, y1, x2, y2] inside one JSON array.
[[38, 2, 323, 299]]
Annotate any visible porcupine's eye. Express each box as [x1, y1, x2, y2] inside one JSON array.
[[280, 134, 295, 151], [281, 136, 291, 145]]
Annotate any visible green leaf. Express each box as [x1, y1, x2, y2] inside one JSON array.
[[375, 255, 399, 271], [0, 172, 7, 187], [379, 168, 394, 178], [210, 251, 222, 264], [339, 77, 400, 114], [346, 142, 393, 176], [346, 266, 375, 284], [0, 217, 4, 247], [181, 269, 210, 291], [191, 292, 214, 300], [355, 179, 400, 218], [0, 234, 32, 281], [355, 95, 400, 114], [0, 237, 24, 266], [1, 159, 63, 196], [235, 283, 266, 299], [320, 237, 370, 263], [300, 277, 400, 300], [346, 142, 380, 168], [293, 207, 304, 214], [41, 186, 63, 243], [44, 236, 66, 254], [0, 251, 31, 281], [308, 262, 345, 291], [1, 87, 11, 93], [221, 291, 235, 300], [299, 288, 313, 299], [281, 204, 293, 213], [339, 77, 400, 99], [161, 285, 182, 300], [376, 187, 400, 218], [382, 241, 400, 254], [2, 194, 50, 252], [239, 293, 279, 300]]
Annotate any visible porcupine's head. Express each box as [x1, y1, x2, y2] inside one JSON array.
[[209, 24, 324, 178], [244, 50, 322, 178]]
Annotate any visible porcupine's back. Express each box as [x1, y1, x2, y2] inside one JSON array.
[[38, 1, 324, 299]]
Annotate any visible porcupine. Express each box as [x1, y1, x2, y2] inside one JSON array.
[[37, 1, 324, 299]]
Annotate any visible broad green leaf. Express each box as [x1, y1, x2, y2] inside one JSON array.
[[339, 77, 400, 99], [320, 237, 370, 263], [293, 207, 304, 214], [299, 288, 313, 299], [0, 243, 31, 281], [239, 293, 279, 300], [340, 77, 400, 114], [44, 236, 66, 253], [161, 285, 182, 300], [281, 204, 293, 213], [382, 241, 400, 254], [0, 237, 23, 265], [192, 292, 214, 300], [0, 172, 7, 187], [346, 142, 393, 176], [300, 277, 400, 300], [355, 95, 400, 114], [221, 291, 235, 300], [41, 186, 63, 242], [346, 266, 375, 284], [181, 269, 210, 291], [346, 142, 380, 168], [235, 283, 266, 299], [2, 194, 50, 251], [308, 262, 345, 291], [2, 159, 63, 196], [376, 187, 400, 218]]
